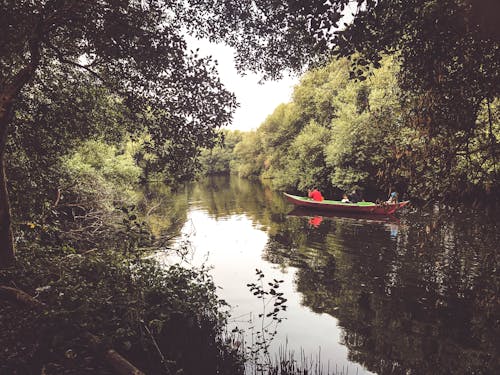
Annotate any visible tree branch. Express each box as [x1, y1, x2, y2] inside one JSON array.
[[1, 22, 42, 115], [46, 41, 105, 82]]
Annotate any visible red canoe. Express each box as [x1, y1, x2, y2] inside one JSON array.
[[284, 193, 410, 215]]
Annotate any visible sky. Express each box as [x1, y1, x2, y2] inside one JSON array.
[[184, 0, 362, 133], [188, 38, 299, 132], [186, 3, 359, 132]]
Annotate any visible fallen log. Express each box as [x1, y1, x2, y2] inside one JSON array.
[[0, 285, 48, 310], [83, 332, 145, 375], [0, 285, 145, 375]]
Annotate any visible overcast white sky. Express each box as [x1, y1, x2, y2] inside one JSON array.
[[185, 4, 359, 132], [188, 38, 299, 132]]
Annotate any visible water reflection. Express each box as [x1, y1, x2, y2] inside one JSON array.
[[146, 175, 499, 375], [309, 216, 323, 228]]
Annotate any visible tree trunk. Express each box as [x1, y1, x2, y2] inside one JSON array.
[[0, 30, 41, 268], [0, 95, 15, 268]]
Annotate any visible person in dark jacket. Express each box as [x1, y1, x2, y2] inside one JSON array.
[[349, 189, 362, 203]]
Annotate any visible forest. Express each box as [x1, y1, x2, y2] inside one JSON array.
[[1, 1, 499, 374], [201, 55, 499, 203]]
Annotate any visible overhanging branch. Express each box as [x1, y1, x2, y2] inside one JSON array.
[[46, 41, 105, 82]]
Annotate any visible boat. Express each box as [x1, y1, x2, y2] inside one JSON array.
[[283, 193, 409, 215]]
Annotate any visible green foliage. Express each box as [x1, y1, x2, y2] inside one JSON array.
[[182, 0, 346, 79], [2, 0, 238, 142], [11, 138, 150, 254], [218, 55, 498, 202], [6, 75, 131, 221], [274, 120, 331, 191], [292, 58, 349, 124], [324, 56, 409, 193], [228, 57, 404, 197], [232, 131, 266, 179], [199, 130, 243, 175], [2, 1, 239, 225], [186, 0, 499, 202], [2, 1, 499, 226], [258, 103, 305, 184], [63, 139, 141, 210], [462, 98, 500, 189], [260, 104, 304, 150], [0, 245, 243, 374]]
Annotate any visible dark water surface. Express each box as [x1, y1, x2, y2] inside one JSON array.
[[150, 176, 499, 375]]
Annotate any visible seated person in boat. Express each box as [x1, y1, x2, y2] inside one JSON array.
[[308, 188, 324, 201], [341, 193, 351, 203], [387, 191, 398, 203], [349, 189, 362, 203]]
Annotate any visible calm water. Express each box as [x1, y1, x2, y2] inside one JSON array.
[[149, 176, 499, 375]]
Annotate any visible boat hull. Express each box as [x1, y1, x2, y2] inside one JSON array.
[[284, 193, 409, 215]]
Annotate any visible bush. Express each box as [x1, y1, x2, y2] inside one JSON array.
[[0, 245, 243, 375]]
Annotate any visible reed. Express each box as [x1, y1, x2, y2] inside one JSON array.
[[243, 341, 356, 375]]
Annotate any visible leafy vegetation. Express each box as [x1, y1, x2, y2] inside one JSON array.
[[1, 0, 240, 266], [198, 130, 244, 175], [218, 56, 498, 203], [0, 245, 243, 375], [2, 0, 499, 265]]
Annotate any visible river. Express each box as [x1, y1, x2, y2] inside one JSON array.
[[148, 175, 499, 375]]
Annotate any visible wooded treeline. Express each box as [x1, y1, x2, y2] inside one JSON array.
[[201, 56, 499, 202]]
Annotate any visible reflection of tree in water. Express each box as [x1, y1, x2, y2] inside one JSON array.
[[263, 208, 499, 375], [187, 175, 291, 231], [137, 183, 189, 240], [139, 175, 293, 244]]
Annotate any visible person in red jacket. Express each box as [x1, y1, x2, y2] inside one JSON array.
[[308, 188, 324, 201]]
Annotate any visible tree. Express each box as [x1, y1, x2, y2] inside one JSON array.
[[285, 120, 331, 191], [199, 130, 243, 175], [0, 1, 239, 267], [7, 71, 132, 223], [334, 1, 500, 191], [192, 0, 500, 187], [232, 131, 266, 179]]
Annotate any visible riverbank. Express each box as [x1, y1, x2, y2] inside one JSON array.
[[0, 245, 244, 374]]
